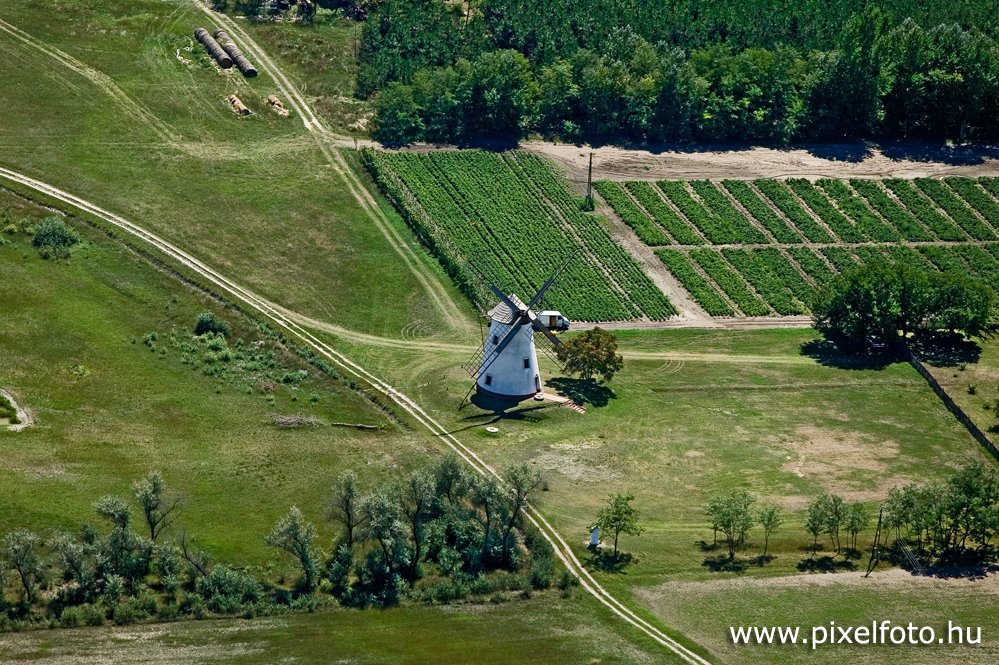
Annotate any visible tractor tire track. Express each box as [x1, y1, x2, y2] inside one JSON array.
[[0, 17, 181, 146], [0, 165, 712, 665]]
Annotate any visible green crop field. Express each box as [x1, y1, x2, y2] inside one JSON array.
[[365, 149, 677, 322], [597, 177, 999, 318]]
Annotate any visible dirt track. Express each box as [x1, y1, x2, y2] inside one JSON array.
[[521, 142, 999, 183]]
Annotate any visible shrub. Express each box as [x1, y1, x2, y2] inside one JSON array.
[[32, 217, 79, 259], [195, 565, 262, 613], [193, 312, 231, 337], [528, 551, 554, 589]]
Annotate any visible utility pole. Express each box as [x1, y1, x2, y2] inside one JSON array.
[[585, 152, 594, 209]]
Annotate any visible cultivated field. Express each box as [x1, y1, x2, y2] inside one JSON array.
[[598, 177, 999, 318], [366, 149, 676, 321]]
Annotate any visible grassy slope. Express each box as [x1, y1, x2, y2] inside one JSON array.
[[0, 594, 666, 664], [0, 0, 467, 339], [249, 17, 370, 135], [0, 192, 433, 566]]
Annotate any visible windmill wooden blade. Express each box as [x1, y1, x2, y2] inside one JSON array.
[[533, 328, 564, 368], [488, 284, 522, 316], [530, 315, 562, 347]]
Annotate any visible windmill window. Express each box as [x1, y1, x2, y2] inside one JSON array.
[[523, 358, 530, 369], [485, 374, 493, 386]]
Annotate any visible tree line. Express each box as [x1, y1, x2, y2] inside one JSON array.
[[0, 458, 566, 632], [704, 462, 998, 570], [364, 4, 999, 145], [884, 461, 999, 566]]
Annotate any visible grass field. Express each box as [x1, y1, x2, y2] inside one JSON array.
[[0, 594, 665, 664], [598, 177, 999, 317], [0, 191, 430, 567], [322, 323, 999, 664], [0, 0, 467, 339]]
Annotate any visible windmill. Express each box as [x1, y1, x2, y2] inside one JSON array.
[[463, 255, 574, 402]]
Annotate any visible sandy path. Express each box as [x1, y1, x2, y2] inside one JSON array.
[[0, 388, 32, 432], [525, 142, 999, 183]]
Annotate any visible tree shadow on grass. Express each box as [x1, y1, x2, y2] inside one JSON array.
[[702, 554, 749, 573], [797, 556, 856, 573], [697, 539, 721, 552], [908, 331, 983, 367], [586, 548, 634, 574], [799, 339, 899, 370], [546, 377, 616, 407]]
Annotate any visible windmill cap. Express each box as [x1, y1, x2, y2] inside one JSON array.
[[488, 293, 527, 323]]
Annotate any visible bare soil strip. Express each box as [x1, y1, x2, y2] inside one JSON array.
[[527, 142, 999, 183]]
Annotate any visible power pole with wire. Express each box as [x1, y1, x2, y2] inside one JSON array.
[[585, 152, 594, 210]]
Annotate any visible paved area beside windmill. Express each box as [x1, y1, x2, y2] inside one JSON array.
[[536, 391, 587, 414]]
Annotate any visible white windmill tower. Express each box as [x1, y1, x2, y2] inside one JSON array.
[[463, 258, 573, 401]]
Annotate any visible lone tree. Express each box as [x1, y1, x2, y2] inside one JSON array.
[[500, 464, 543, 566], [845, 503, 871, 552], [556, 327, 624, 383], [328, 470, 368, 547], [705, 490, 756, 559], [805, 495, 828, 554], [132, 471, 181, 542], [757, 503, 785, 557], [266, 506, 320, 593], [596, 493, 643, 557], [2, 529, 44, 603]]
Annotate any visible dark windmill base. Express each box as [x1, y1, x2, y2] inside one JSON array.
[[474, 384, 540, 403]]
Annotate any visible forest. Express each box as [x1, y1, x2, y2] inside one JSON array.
[[359, 1, 999, 145]]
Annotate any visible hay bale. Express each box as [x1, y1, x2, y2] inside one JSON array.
[[226, 94, 251, 116], [194, 28, 233, 69], [212, 29, 258, 78], [267, 95, 289, 117]]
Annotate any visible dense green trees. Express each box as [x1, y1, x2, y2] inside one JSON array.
[[885, 462, 999, 563], [812, 263, 996, 352], [363, 1, 999, 145]]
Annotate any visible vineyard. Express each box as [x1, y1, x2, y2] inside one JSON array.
[[598, 176, 999, 318], [363, 150, 677, 322]]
